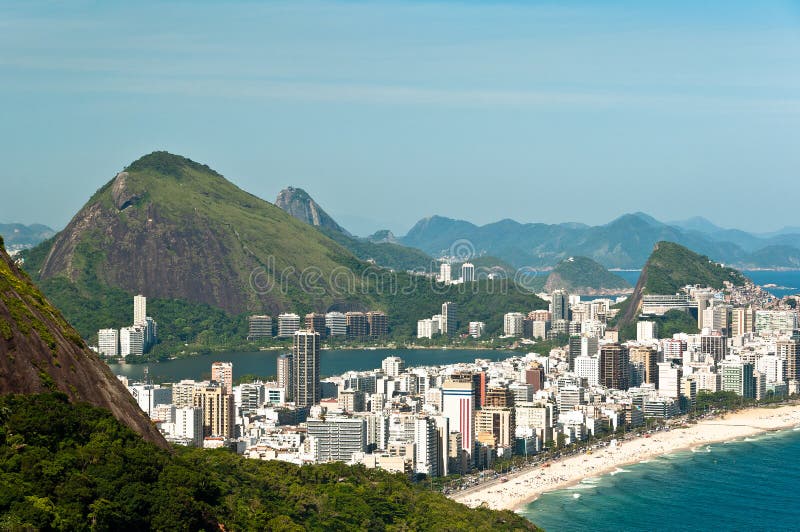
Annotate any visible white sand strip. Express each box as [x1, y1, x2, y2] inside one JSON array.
[[450, 404, 800, 511]]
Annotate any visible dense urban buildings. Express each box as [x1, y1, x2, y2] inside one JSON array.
[[116, 277, 799, 484]]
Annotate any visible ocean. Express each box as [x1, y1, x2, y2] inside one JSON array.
[[519, 427, 800, 531], [611, 269, 800, 298]]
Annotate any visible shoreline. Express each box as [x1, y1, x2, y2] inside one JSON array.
[[450, 403, 800, 512]]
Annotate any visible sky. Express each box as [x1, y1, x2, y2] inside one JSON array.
[[1, 0, 799, 236]]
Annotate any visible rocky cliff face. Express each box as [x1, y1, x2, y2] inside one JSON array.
[[33, 152, 364, 315], [275, 186, 350, 235], [0, 237, 168, 449]]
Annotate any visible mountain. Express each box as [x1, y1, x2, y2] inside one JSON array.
[[617, 241, 748, 326], [275, 186, 434, 271], [275, 186, 351, 235], [668, 216, 725, 234], [367, 229, 400, 244], [22, 152, 544, 349], [0, 223, 56, 250], [30, 152, 369, 317], [543, 256, 632, 294], [0, 236, 167, 448], [400, 212, 800, 269], [0, 394, 538, 530]]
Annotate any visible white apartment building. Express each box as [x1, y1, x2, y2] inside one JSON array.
[[97, 328, 119, 357]]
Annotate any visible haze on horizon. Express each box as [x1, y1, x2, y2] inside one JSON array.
[[1, 0, 799, 236]]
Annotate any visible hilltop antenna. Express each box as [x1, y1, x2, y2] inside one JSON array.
[[144, 366, 150, 386]]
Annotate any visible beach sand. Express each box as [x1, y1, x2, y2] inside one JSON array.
[[450, 403, 800, 511]]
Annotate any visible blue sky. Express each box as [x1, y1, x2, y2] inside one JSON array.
[[1, 1, 799, 235]]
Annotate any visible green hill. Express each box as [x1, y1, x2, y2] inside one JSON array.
[[617, 241, 748, 327], [0, 393, 539, 531], [639, 241, 747, 295], [22, 152, 545, 352], [543, 256, 631, 294]]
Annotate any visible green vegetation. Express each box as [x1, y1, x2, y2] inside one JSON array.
[[615, 241, 748, 328], [642, 241, 747, 295], [0, 393, 538, 531], [544, 256, 631, 292], [693, 390, 791, 413], [320, 226, 433, 272], [21, 152, 547, 359]]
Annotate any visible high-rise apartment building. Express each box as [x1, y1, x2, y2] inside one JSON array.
[[120, 325, 145, 357], [247, 315, 273, 340], [97, 328, 119, 357], [721, 361, 755, 399], [345, 312, 369, 338], [503, 312, 525, 337], [461, 262, 475, 283], [439, 263, 451, 284], [573, 355, 599, 387], [636, 321, 658, 342], [657, 362, 682, 398], [304, 313, 327, 338], [277, 353, 293, 402], [442, 377, 474, 463], [193, 383, 235, 439], [307, 417, 367, 463], [441, 302, 457, 336], [599, 344, 629, 391], [731, 307, 756, 336], [211, 361, 233, 393], [414, 416, 441, 477], [173, 407, 204, 447], [629, 346, 658, 386], [277, 313, 301, 338], [293, 330, 320, 407], [777, 339, 800, 382], [366, 311, 388, 337], [325, 312, 347, 336], [381, 356, 405, 377], [475, 406, 515, 449], [700, 333, 728, 363], [551, 289, 570, 321], [133, 294, 147, 325]]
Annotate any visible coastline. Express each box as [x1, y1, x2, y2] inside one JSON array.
[[450, 403, 800, 512]]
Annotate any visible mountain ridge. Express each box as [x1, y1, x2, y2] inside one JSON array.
[[400, 212, 800, 269]]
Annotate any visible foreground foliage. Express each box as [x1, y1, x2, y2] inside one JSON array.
[[0, 394, 538, 531]]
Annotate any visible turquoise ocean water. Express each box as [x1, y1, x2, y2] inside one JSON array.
[[520, 427, 800, 531], [613, 269, 800, 299]]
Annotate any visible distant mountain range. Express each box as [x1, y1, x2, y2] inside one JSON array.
[[399, 212, 800, 270], [0, 223, 55, 250]]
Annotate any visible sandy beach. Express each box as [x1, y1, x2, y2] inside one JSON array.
[[450, 403, 800, 511]]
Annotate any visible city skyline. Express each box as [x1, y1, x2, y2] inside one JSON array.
[[2, 1, 799, 234]]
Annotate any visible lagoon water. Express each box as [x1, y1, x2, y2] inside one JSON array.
[[108, 348, 515, 383], [520, 428, 800, 531]]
